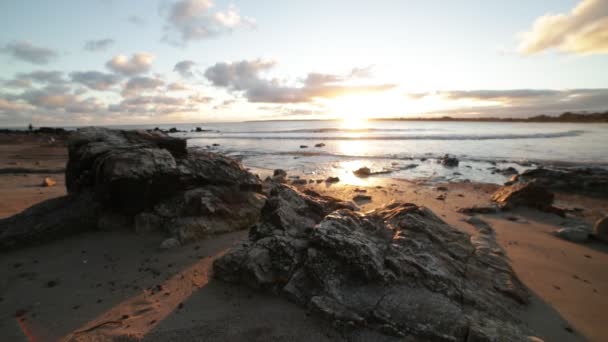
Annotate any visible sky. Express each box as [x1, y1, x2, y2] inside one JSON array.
[[0, 0, 607, 126]]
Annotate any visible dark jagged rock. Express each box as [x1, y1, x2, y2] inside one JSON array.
[[214, 184, 532, 340], [1, 127, 264, 250], [457, 205, 499, 216], [439, 154, 459, 167], [325, 176, 340, 183], [515, 167, 608, 198], [314, 143, 326, 148], [494, 167, 519, 176]]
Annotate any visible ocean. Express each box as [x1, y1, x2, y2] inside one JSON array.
[[138, 120, 605, 185], [60, 120, 608, 185]]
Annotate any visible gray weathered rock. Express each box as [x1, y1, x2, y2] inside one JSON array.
[[160, 237, 180, 249], [214, 185, 531, 340], [515, 167, 608, 198]]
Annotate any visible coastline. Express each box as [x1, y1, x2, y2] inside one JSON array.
[[0, 131, 607, 341]]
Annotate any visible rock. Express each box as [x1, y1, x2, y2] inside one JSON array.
[[300, 145, 308, 149], [1, 127, 264, 250], [273, 169, 287, 178], [42, 177, 56, 187], [353, 167, 371, 178], [593, 216, 608, 242], [352, 194, 372, 202], [555, 227, 589, 243], [436, 193, 446, 201], [402, 164, 418, 170], [495, 167, 519, 176], [439, 154, 459, 167], [314, 143, 325, 148], [214, 187, 531, 340], [492, 182, 554, 210], [212, 143, 220, 146], [325, 176, 340, 183], [516, 167, 608, 198], [291, 179, 308, 185], [195, 127, 204, 132], [505, 174, 519, 186], [135, 212, 163, 234], [160, 237, 180, 249]]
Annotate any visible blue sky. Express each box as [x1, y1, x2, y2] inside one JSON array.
[[0, 0, 607, 126]]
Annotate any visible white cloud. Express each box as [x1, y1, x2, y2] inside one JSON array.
[[162, 0, 255, 45], [106, 53, 155, 76], [0, 41, 57, 64], [519, 0, 608, 55], [204, 59, 395, 103], [121, 76, 164, 97]]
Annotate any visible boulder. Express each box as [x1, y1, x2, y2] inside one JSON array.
[[314, 143, 326, 148], [491, 182, 554, 210], [353, 167, 371, 178], [325, 176, 340, 183], [214, 185, 532, 340], [593, 216, 608, 242], [439, 154, 459, 167], [0, 127, 264, 250]]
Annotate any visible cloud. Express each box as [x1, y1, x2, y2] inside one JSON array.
[[121, 76, 164, 96], [162, 0, 255, 44], [17, 85, 104, 113], [109, 95, 197, 114], [106, 53, 154, 76], [70, 71, 122, 90], [412, 88, 608, 117], [3, 70, 66, 88], [204, 59, 396, 103], [84, 38, 115, 51], [167, 81, 191, 91], [519, 0, 608, 55], [173, 60, 197, 78], [0, 41, 57, 64]]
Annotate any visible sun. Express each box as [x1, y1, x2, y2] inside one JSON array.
[[327, 91, 403, 128]]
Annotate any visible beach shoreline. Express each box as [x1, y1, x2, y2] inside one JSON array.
[[0, 131, 607, 341]]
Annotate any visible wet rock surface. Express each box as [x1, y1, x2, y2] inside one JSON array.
[[214, 183, 532, 340], [0, 127, 264, 250]]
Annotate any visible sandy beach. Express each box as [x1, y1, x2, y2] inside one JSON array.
[[1, 132, 607, 342]]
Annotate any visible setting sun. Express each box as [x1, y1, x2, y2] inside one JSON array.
[[327, 91, 404, 127]]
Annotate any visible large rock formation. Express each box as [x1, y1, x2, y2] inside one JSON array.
[[0, 128, 264, 250], [214, 183, 532, 340], [491, 182, 554, 210], [512, 167, 608, 198]]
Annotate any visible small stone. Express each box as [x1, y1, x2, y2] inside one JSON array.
[[314, 143, 326, 148], [325, 177, 340, 183], [300, 145, 308, 148], [352, 194, 372, 202], [42, 177, 56, 187]]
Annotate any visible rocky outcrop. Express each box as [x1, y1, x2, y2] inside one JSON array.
[[491, 182, 554, 210], [353, 167, 371, 177], [0, 127, 264, 250], [513, 167, 608, 198], [214, 183, 532, 340]]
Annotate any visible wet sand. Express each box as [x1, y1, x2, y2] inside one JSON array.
[[1, 134, 607, 341]]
